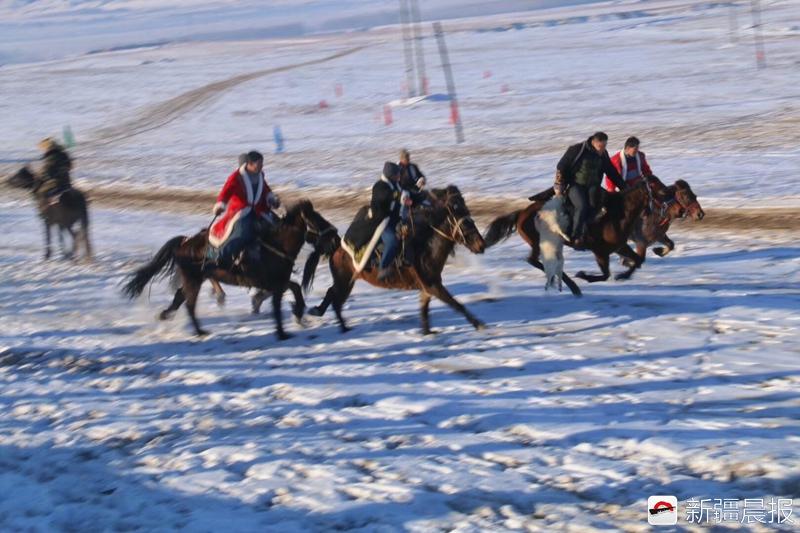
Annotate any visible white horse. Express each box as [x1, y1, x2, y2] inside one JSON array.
[[534, 196, 571, 291]]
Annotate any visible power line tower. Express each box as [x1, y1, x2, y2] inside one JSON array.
[[399, 0, 416, 98], [409, 0, 428, 96]]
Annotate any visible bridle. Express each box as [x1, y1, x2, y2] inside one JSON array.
[[257, 211, 336, 262], [301, 212, 337, 243], [643, 177, 687, 226], [430, 203, 473, 244]]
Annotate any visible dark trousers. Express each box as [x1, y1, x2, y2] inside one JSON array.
[[568, 183, 599, 239]]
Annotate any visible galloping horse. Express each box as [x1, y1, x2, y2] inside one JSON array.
[[8, 166, 92, 260], [629, 178, 704, 263], [484, 180, 655, 289], [123, 200, 339, 339], [308, 186, 486, 335]]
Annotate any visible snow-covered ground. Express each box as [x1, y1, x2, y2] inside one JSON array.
[[1, 200, 798, 531], [2, 0, 799, 530], [1, 0, 799, 207]]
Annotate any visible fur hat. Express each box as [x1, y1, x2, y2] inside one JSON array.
[[38, 137, 59, 152], [383, 162, 400, 179]]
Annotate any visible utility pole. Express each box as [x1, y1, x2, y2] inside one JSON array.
[[750, 0, 766, 69], [399, 0, 416, 98], [728, 3, 739, 44], [433, 22, 464, 144], [410, 0, 428, 96]]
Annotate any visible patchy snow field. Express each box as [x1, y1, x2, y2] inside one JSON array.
[[1, 200, 798, 531], [1, 0, 799, 207], [1, 0, 799, 530]]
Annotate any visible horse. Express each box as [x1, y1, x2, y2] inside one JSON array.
[[484, 180, 654, 289], [628, 178, 704, 264], [7, 166, 92, 260], [123, 200, 339, 339], [307, 186, 486, 335]]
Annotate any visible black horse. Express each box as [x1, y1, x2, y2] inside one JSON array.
[[8, 166, 92, 260]]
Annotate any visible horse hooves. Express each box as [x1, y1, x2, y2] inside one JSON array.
[[615, 272, 633, 281], [196, 329, 210, 337], [575, 271, 587, 280], [474, 322, 487, 331], [276, 332, 293, 341], [422, 328, 438, 336], [308, 306, 324, 317], [158, 311, 174, 321], [653, 247, 667, 257], [215, 296, 226, 308], [339, 325, 352, 334]]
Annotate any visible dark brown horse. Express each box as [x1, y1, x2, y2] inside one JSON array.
[[8, 166, 92, 260], [307, 186, 486, 335], [629, 178, 704, 264], [484, 181, 653, 289], [123, 200, 339, 339]]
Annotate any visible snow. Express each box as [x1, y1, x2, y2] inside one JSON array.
[[1, 0, 799, 206], [1, 198, 798, 530], [1, 0, 799, 530]]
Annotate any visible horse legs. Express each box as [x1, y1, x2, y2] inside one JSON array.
[[287, 282, 305, 324], [526, 251, 582, 297], [419, 292, 435, 335], [159, 288, 186, 321], [308, 287, 334, 317], [331, 281, 355, 333], [614, 244, 644, 281], [251, 289, 267, 314], [653, 235, 675, 257], [65, 226, 77, 259], [271, 289, 292, 341], [427, 281, 485, 331], [576, 252, 611, 283], [43, 222, 52, 260], [180, 270, 208, 336], [207, 279, 226, 308], [80, 212, 92, 260]]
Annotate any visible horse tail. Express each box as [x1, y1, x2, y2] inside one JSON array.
[[483, 210, 521, 248], [302, 249, 322, 294], [122, 236, 184, 298]]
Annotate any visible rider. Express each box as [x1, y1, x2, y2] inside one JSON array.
[[208, 151, 280, 270], [370, 162, 405, 281], [398, 148, 426, 194], [603, 136, 653, 192], [554, 131, 626, 247], [35, 137, 73, 200]]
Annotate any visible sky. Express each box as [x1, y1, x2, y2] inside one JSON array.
[[0, 0, 604, 64]]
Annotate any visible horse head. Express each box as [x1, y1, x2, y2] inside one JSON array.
[[673, 180, 704, 221], [283, 200, 340, 293], [7, 166, 37, 190], [430, 185, 485, 254]]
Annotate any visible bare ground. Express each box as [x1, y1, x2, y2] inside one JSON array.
[[3, 181, 797, 231]]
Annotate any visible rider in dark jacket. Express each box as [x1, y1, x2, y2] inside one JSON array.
[[554, 131, 626, 246], [36, 138, 73, 197]]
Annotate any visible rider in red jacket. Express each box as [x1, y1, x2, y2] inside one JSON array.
[[208, 151, 280, 269], [603, 136, 653, 192]]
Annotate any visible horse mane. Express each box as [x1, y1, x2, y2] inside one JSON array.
[[283, 199, 313, 223]]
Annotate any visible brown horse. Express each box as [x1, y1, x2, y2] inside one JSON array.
[[123, 200, 339, 339], [484, 180, 653, 289], [8, 166, 92, 260], [307, 186, 486, 335], [629, 178, 704, 264]]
